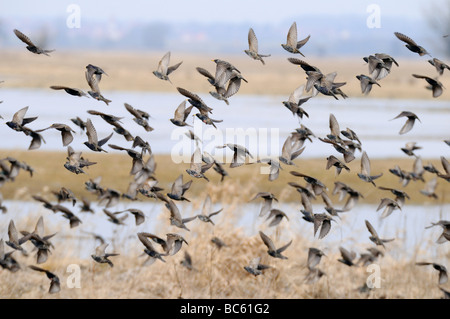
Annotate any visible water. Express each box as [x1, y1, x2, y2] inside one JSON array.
[[1, 200, 448, 262], [0, 88, 449, 159]]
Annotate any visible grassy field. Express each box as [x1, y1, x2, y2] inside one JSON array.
[[0, 150, 448, 205], [0, 49, 449, 100]]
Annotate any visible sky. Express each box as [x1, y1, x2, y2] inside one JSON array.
[[0, 0, 445, 24]]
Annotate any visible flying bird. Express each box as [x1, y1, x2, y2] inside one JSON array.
[[50, 85, 87, 97], [357, 151, 383, 186], [259, 231, 292, 259], [250, 192, 278, 217], [244, 256, 271, 276], [428, 58, 450, 76], [244, 28, 271, 65], [394, 32, 431, 56], [91, 243, 119, 267], [84, 118, 113, 153], [13, 29, 54, 56], [412, 74, 444, 98], [28, 265, 61, 294], [415, 262, 448, 285], [152, 51, 183, 83], [281, 22, 310, 56], [365, 220, 395, 248]]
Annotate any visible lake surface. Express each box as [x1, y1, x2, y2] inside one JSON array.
[[0, 88, 449, 160], [0, 199, 448, 262]]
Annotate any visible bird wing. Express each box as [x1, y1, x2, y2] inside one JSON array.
[[157, 51, 171, 75], [167, 61, 183, 76], [365, 220, 379, 238], [394, 32, 418, 46], [248, 27, 259, 53], [85, 118, 98, 144], [259, 231, 276, 251], [286, 22, 298, 47], [13, 29, 35, 46], [361, 151, 371, 176]]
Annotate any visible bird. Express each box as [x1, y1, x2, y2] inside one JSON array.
[[401, 142, 422, 157], [85, 68, 111, 105], [52, 205, 83, 228], [145, 233, 188, 256], [428, 58, 450, 75], [78, 197, 95, 214], [338, 247, 357, 267], [326, 155, 350, 176], [71, 117, 87, 132], [356, 74, 380, 95], [176, 87, 213, 115], [313, 213, 334, 239], [244, 28, 271, 65], [307, 247, 326, 270], [250, 192, 278, 217], [365, 220, 395, 248], [265, 209, 289, 227], [170, 100, 193, 127], [282, 85, 311, 119], [412, 74, 444, 98], [50, 85, 87, 97], [29, 265, 61, 293], [279, 134, 305, 165], [103, 208, 128, 225], [86, 64, 108, 81], [376, 197, 402, 219], [186, 147, 213, 182], [290, 171, 327, 196], [197, 195, 223, 225], [217, 143, 253, 168], [425, 220, 450, 244], [137, 232, 168, 265], [211, 236, 228, 249], [167, 174, 192, 202], [378, 186, 410, 207], [363, 54, 398, 80], [91, 243, 119, 267], [64, 146, 97, 174], [13, 29, 54, 56], [0, 239, 20, 273], [244, 256, 270, 276], [195, 112, 223, 129], [394, 32, 431, 56], [180, 251, 195, 271], [259, 231, 292, 259], [281, 22, 310, 56], [5, 106, 38, 132], [6, 220, 31, 254], [108, 144, 144, 175], [152, 51, 182, 83], [357, 151, 383, 186], [36, 123, 75, 147], [84, 118, 113, 153], [124, 103, 153, 132], [159, 195, 197, 231], [52, 187, 77, 206], [415, 262, 448, 285], [420, 177, 439, 199], [117, 208, 145, 226]]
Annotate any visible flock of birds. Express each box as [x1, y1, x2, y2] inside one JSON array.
[[0, 23, 449, 299]]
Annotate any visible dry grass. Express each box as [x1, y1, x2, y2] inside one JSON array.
[[0, 150, 448, 205], [1, 202, 448, 299], [1, 49, 449, 100]]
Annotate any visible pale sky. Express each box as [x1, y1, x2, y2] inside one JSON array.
[[0, 0, 445, 24]]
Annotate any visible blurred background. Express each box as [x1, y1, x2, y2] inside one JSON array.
[[0, 0, 448, 57]]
